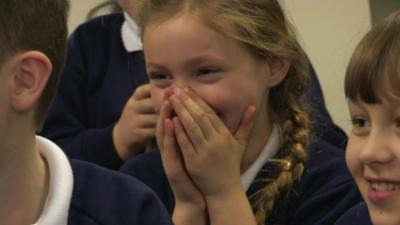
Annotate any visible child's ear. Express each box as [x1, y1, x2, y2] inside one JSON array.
[[10, 51, 52, 113], [265, 58, 290, 88]]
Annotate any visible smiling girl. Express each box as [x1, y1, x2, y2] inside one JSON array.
[[120, 0, 361, 224]]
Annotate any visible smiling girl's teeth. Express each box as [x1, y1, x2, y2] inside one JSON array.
[[371, 182, 400, 191]]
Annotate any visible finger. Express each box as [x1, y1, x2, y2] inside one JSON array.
[[156, 101, 172, 149], [132, 84, 151, 100], [174, 88, 215, 140], [134, 98, 157, 114], [136, 127, 157, 140], [234, 105, 257, 146], [182, 87, 226, 132], [135, 114, 159, 128], [163, 87, 173, 101], [173, 117, 198, 156], [170, 94, 206, 147], [161, 118, 185, 178]]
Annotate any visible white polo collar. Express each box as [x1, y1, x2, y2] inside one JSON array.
[[121, 12, 143, 52], [33, 136, 73, 225], [241, 124, 281, 191]]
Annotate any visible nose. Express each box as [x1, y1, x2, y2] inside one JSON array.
[[171, 81, 190, 89], [359, 130, 394, 166], [162, 79, 190, 100]]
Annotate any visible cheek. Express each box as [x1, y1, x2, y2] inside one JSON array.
[[345, 137, 362, 178], [151, 87, 164, 114], [194, 86, 248, 132]]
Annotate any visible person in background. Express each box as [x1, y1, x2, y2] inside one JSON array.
[[40, 0, 159, 170], [0, 0, 173, 224], [120, 0, 361, 224], [335, 9, 400, 225]]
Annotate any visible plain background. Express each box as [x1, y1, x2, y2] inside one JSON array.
[[67, 0, 399, 133]]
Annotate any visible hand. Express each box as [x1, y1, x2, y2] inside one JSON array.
[[157, 100, 207, 224], [169, 87, 256, 199], [113, 84, 158, 161]]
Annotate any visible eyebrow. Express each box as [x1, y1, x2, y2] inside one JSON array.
[[146, 62, 169, 71]]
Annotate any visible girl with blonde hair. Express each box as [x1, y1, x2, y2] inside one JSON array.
[[121, 0, 360, 224]]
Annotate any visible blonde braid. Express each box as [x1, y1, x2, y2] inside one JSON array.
[[251, 42, 311, 224], [253, 101, 310, 224]]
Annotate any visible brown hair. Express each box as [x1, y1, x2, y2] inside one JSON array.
[[345, 9, 400, 103], [0, 0, 69, 129], [135, 0, 311, 224]]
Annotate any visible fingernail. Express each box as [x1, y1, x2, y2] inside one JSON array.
[[175, 87, 182, 96]]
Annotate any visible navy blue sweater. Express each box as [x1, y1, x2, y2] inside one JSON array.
[[334, 203, 373, 225], [68, 159, 173, 225], [120, 140, 361, 225], [41, 13, 346, 170]]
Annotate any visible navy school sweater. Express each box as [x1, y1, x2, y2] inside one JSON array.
[[334, 203, 373, 225], [68, 159, 173, 224]]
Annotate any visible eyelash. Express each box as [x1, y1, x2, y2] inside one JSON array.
[[147, 66, 223, 87], [197, 67, 220, 75], [351, 116, 368, 128], [350, 115, 370, 136], [148, 72, 168, 80]]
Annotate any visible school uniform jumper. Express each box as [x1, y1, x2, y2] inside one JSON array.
[[334, 203, 373, 225], [34, 136, 173, 225], [41, 13, 346, 170], [120, 138, 362, 225]]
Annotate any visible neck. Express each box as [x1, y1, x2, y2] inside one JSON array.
[[0, 134, 49, 225], [240, 100, 273, 173]]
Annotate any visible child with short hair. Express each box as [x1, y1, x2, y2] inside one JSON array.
[[0, 0, 173, 224], [334, 9, 400, 225], [120, 0, 361, 224]]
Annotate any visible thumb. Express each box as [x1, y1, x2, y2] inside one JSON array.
[[234, 105, 256, 147]]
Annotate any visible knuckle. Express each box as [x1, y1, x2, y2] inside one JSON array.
[[194, 110, 206, 119]]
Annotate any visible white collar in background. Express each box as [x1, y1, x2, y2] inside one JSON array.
[[33, 136, 73, 225], [121, 12, 143, 52], [241, 124, 281, 191]]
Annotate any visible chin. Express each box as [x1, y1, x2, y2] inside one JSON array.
[[370, 209, 400, 225]]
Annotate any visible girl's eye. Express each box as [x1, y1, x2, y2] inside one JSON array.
[[352, 116, 367, 127], [395, 117, 400, 128], [148, 72, 168, 80], [148, 72, 172, 87], [350, 115, 370, 136], [197, 67, 220, 76]]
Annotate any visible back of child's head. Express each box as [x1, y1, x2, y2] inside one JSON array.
[[0, 0, 69, 129], [86, 0, 122, 20], [345, 9, 400, 103], [135, 0, 311, 223]]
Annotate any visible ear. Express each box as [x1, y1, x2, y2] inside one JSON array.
[[10, 51, 52, 113], [264, 58, 290, 88]]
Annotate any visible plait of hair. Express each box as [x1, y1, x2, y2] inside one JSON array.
[[252, 101, 310, 224], [252, 55, 311, 224]]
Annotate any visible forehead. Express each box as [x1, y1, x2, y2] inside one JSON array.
[[143, 14, 256, 67]]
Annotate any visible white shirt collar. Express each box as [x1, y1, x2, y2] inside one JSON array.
[[121, 12, 143, 52], [241, 124, 281, 191], [33, 136, 73, 225]]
